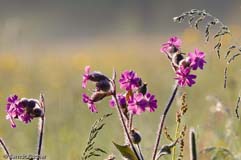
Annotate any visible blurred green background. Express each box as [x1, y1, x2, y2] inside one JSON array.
[[0, 1, 241, 159]]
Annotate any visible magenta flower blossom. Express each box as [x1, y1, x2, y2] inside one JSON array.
[[119, 70, 141, 91], [82, 93, 97, 113], [6, 95, 33, 128], [188, 48, 206, 70], [82, 66, 91, 88], [127, 92, 158, 115], [109, 94, 127, 108], [161, 36, 182, 53], [175, 66, 196, 87], [145, 93, 158, 112]]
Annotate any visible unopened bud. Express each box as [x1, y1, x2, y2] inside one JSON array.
[[172, 53, 185, 67], [138, 83, 147, 95], [130, 129, 141, 144], [96, 79, 111, 92], [90, 91, 110, 102], [88, 72, 109, 82]]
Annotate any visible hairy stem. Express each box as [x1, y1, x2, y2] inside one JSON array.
[[152, 83, 179, 160], [172, 122, 180, 160], [0, 138, 12, 160], [113, 94, 141, 160], [137, 144, 144, 160], [129, 114, 133, 131], [37, 94, 45, 160]]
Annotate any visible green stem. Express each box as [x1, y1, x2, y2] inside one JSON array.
[[172, 122, 180, 160]]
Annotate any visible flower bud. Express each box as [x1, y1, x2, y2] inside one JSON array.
[[138, 83, 147, 95], [130, 129, 141, 144], [168, 45, 179, 54], [90, 91, 110, 102], [32, 108, 44, 117], [88, 72, 109, 82], [172, 52, 185, 67], [96, 79, 111, 92]]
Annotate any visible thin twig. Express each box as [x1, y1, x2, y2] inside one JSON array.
[[137, 144, 144, 160], [113, 94, 141, 160], [224, 67, 228, 88], [0, 138, 12, 160], [152, 83, 179, 160], [129, 114, 134, 132], [235, 96, 240, 119], [37, 93, 45, 160]]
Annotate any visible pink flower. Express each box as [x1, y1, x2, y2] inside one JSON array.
[[175, 66, 196, 87], [188, 48, 206, 70], [119, 70, 142, 91], [82, 66, 91, 88], [161, 36, 182, 54], [127, 92, 158, 115], [82, 94, 97, 113], [6, 95, 43, 128]]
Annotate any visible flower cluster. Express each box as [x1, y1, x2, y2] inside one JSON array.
[[161, 37, 206, 87], [82, 66, 112, 112], [6, 95, 44, 128], [82, 66, 158, 115], [110, 70, 158, 115]]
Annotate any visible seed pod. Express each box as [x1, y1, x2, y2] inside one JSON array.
[[130, 129, 141, 144]]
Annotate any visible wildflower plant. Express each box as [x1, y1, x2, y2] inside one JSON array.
[[0, 93, 46, 160], [81, 35, 207, 159]]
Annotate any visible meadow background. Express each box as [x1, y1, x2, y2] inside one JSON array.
[[0, 1, 240, 159]]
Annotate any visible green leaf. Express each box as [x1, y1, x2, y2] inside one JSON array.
[[113, 142, 138, 160]]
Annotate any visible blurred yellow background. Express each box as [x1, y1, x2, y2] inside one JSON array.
[[0, 1, 241, 159]]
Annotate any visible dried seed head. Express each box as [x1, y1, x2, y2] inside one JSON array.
[[130, 129, 141, 144], [164, 126, 174, 142]]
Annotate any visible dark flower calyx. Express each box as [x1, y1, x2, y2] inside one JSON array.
[[88, 72, 109, 82], [90, 91, 111, 102], [138, 83, 147, 95], [172, 52, 185, 67], [96, 79, 111, 92], [130, 129, 141, 144]]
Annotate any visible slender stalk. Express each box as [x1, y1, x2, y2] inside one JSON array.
[[172, 122, 180, 160], [129, 114, 133, 131], [152, 83, 179, 160], [189, 128, 197, 160], [137, 144, 144, 160], [113, 95, 141, 160], [0, 138, 12, 160], [37, 94, 45, 160]]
